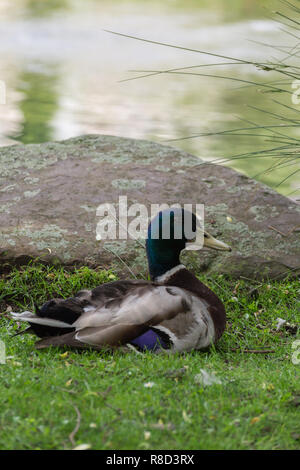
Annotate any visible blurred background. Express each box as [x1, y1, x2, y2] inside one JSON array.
[[0, 0, 299, 198]]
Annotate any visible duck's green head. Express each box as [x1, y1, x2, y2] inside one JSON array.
[[146, 208, 231, 280]]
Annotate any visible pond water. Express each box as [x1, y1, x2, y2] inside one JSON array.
[[0, 0, 299, 198]]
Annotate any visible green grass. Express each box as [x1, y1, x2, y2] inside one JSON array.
[[0, 264, 299, 450]]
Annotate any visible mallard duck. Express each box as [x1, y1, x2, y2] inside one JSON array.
[[10, 208, 231, 353]]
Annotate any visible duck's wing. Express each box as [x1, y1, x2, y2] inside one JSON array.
[[74, 280, 154, 309], [10, 280, 152, 336], [10, 281, 191, 350], [72, 284, 190, 347]]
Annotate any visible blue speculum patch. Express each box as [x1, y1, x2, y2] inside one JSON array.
[[130, 329, 167, 351]]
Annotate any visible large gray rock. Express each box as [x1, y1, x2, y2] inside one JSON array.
[[0, 134, 299, 279]]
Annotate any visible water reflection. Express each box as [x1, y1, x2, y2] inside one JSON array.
[[24, 0, 70, 18], [0, 0, 298, 197], [12, 67, 59, 143]]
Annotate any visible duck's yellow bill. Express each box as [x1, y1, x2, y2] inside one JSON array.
[[202, 232, 231, 251], [185, 230, 231, 252]]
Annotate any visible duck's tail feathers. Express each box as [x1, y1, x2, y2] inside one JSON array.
[[10, 311, 72, 328], [10, 311, 75, 338]]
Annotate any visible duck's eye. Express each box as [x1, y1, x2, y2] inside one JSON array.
[[204, 233, 208, 238]]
